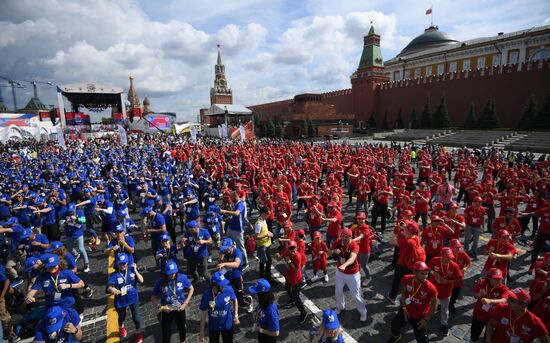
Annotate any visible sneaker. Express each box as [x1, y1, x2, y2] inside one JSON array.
[[323, 274, 329, 282], [84, 286, 93, 298], [207, 257, 212, 263], [441, 325, 449, 336], [360, 313, 367, 322], [300, 282, 307, 290], [84, 265, 90, 273], [361, 278, 371, 287], [119, 326, 127, 338], [8, 334, 21, 343], [136, 332, 143, 343], [299, 312, 309, 324], [74, 252, 81, 261], [310, 275, 319, 282], [10, 279, 24, 288]]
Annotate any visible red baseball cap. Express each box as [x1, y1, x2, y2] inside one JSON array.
[[507, 288, 531, 305], [414, 261, 430, 271], [450, 203, 459, 209], [403, 210, 413, 217], [473, 196, 483, 202], [450, 239, 463, 248], [287, 240, 297, 249], [434, 203, 444, 209], [430, 215, 442, 222], [402, 195, 411, 202], [407, 221, 420, 235], [441, 247, 455, 259], [284, 221, 293, 228], [313, 231, 321, 239], [497, 229, 511, 238], [341, 228, 353, 237], [419, 182, 427, 187], [356, 212, 366, 219], [328, 202, 337, 207], [488, 268, 503, 279], [297, 229, 305, 236]]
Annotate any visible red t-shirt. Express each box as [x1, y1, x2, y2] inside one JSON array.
[[413, 190, 431, 214], [535, 207, 550, 235], [306, 203, 324, 226], [401, 274, 438, 320], [453, 250, 471, 287], [327, 210, 342, 237], [489, 304, 548, 343], [492, 217, 521, 237], [275, 201, 292, 224], [443, 213, 465, 240], [531, 279, 550, 330], [465, 205, 487, 227], [282, 251, 303, 285], [427, 257, 463, 299], [421, 226, 447, 257], [376, 186, 392, 205], [483, 239, 517, 277], [353, 223, 372, 254], [472, 279, 509, 322], [355, 183, 370, 201], [330, 239, 360, 275]]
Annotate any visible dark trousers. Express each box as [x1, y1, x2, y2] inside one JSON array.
[[371, 203, 388, 233], [389, 264, 412, 299], [166, 220, 177, 243], [209, 328, 234, 343], [470, 317, 486, 342], [484, 204, 495, 233], [348, 184, 356, 203], [117, 302, 141, 330], [258, 332, 277, 342], [414, 212, 428, 230], [457, 188, 468, 204], [449, 285, 462, 308], [285, 283, 306, 314], [258, 246, 272, 280], [230, 276, 250, 307], [187, 256, 210, 281], [43, 222, 61, 242], [161, 310, 186, 343], [520, 215, 539, 236], [531, 232, 550, 265], [390, 308, 429, 343], [391, 246, 400, 267]]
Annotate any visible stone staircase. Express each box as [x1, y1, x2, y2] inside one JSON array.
[[415, 130, 456, 144], [491, 132, 529, 149]]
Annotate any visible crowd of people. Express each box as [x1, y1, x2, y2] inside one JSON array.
[[0, 133, 548, 343]]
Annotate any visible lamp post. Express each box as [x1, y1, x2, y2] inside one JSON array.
[[0, 77, 26, 111], [224, 105, 228, 138]]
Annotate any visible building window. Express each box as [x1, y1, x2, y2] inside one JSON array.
[[437, 63, 445, 74], [358, 121, 365, 129], [493, 54, 501, 66], [393, 71, 400, 81], [449, 62, 457, 73], [462, 59, 471, 71], [477, 57, 485, 69], [508, 49, 519, 64], [414, 68, 421, 78], [425, 66, 433, 76]]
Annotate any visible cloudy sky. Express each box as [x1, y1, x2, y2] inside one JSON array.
[[1, 0, 549, 121]]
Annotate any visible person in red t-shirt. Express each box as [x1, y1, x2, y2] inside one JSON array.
[[328, 228, 367, 322], [412, 182, 431, 229], [448, 239, 471, 313], [323, 202, 342, 249], [388, 261, 438, 343], [443, 203, 465, 241], [353, 176, 371, 214], [464, 196, 487, 258], [427, 247, 463, 336], [351, 212, 375, 287], [520, 201, 550, 265], [304, 195, 324, 241], [492, 208, 521, 239], [420, 216, 453, 261], [275, 240, 308, 324], [485, 288, 549, 343], [483, 229, 517, 279], [531, 277, 550, 330], [371, 182, 393, 234], [520, 190, 546, 237], [310, 231, 329, 283], [469, 268, 510, 343]]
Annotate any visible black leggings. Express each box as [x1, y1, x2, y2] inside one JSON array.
[[389, 264, 412, 299], [209, 328, 234, 343], [258, 332, 277, 342], [161, 310, 186, 343], [470, 317, 486, 342], [390, 308, 429, 343]]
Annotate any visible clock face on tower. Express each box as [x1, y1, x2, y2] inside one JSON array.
[[220, 79, 226, 86]]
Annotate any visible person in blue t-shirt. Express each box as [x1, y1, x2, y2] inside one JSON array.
[[96, 195, 117, 243], [182, 220, 212, 282], [220, 190, 248, 267], [246, 279, 279, 342], [142, 207, 167, 255], [217, 238, 252, 312], [31, 197, 60, 242], [20, 228, 50, 258], [26, 254, 84, 310], [111, 183, 130, 214], [312, 309, 344, 343], [249, 279, 279, 342], [156, 234, 178, 270], [155, 196, 176, 243], [33, 306, 82, 343], [199, 271, 238, 343], [105, 224, 136, 267], [182, 191, 200, 223], [151, 261, 194, 343], [115, 210, 138, 233], [204, 208, 223, 249], [11, 194, 31, 227], [64, 203, 89, 273], [107, 253, 144, 343], [202, 182, 219, 211], [75, 190, 100, 247], [138, 182, 156, 209]]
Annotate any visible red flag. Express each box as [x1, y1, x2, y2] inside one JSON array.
[[425, 7, 432, 15]]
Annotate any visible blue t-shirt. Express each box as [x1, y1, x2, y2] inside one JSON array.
[[32, 270, 81, 309], [203, 189, 219, 208], [221, 248, 243, 281], [228, 201, 246, 232], [34, 307, 81, 343], [25, 234, 50, 257], [183, 229, 211, 260], [158, 179, 172, 196], [152, 274, 192, 306], [149, 213, 166, 241], [64, 210, 85, 238], [323, 334, 344, 343], [0, 194, 10, 217], [108, 269, 139, 308], [42, 204, 56, 225], [204, 214, 222, 235], [99, 200, 117, 223], [65, 253, 77, 270], [107, 236, 135, 266], [185, 198, 200, 220], [199, 285, 236, 332], [112, 190, 129, 210], [84, 197, 97, 215], [156, 244, 178, 269], [257, 303, 279, 332]]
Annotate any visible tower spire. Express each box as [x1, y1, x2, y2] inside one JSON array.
[[127, 76, 141, 109], [210, 44, 233, 105], [217, 44, 223, 65]]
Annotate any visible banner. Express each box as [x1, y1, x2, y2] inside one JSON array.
[[230, 121, 254, 141], [118, 125, 127, 145], [222, 123, 228, 138], [190, 125, 197, 144], [217, 125, 223, 137], [239, 125, 246, 142], [56, 127, 66, 149]]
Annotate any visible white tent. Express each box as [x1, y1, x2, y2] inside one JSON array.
[[0, 125, 54, 143], [174, 122, 201, 134]]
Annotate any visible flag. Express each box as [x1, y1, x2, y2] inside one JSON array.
[[190, 125, 197, 144], [239, 125, 246, 142], [425, 7, 432, 15], [118, 125, 127, 145], [218, 125, 223, 137], [56, 127, 66, 149]]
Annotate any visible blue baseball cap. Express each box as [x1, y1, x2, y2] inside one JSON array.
[[23, 257, 39, 273], [185, 220, 199, 229], [220, 238, 234, 253], [164, 261, 178, 275], [19, 228, 32, 240], [116, 210, 126, 217], [67, 203, 76, 212], [43, 254, 59, 269], [211, 271, 230, 287], [116, 253, 129, 265], [1, 217, 18, 226], [323, 309, 340, 330], [155, 195, 162, 202], [114, 224, 125, 233], [35, 197, 45, 205], [248, 279, 271, 294], [141, 207, 152, 217], [45, 306, 65, 333], [160, 234, 171, 241], [46, 241, 63, 253]]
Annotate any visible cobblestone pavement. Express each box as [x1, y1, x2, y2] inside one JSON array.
[[24, 195, 536, 343]]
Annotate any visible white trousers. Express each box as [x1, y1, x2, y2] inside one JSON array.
[[335, 270, 367, 316]]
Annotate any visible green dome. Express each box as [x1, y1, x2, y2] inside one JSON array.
[[398, 25, 459, 57]]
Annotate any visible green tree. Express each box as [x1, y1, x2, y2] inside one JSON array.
[[300, 120, 309, 138], [381, 111, 389, 129], [536, 91, 550, 129], [410, 108, 418, 129], [274, 121, 283, 138], [432, 95, 451, 128], [463, 102, 478, 129], [367, 112, 376, 128], [478, 98, 500, 129], [420, 96, 432, 128], [394, 109, 404, 129], [267, 119, 276, 137], [518, 94, 538, 129], [307, 119, 317, 138]]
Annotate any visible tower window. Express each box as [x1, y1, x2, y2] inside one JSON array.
[[477, 57, 485, 69], [462, 59, 471, 71], [449, 62, 457, 73]]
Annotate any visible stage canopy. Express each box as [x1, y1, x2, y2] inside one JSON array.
[[205, 104, 252, 117]]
